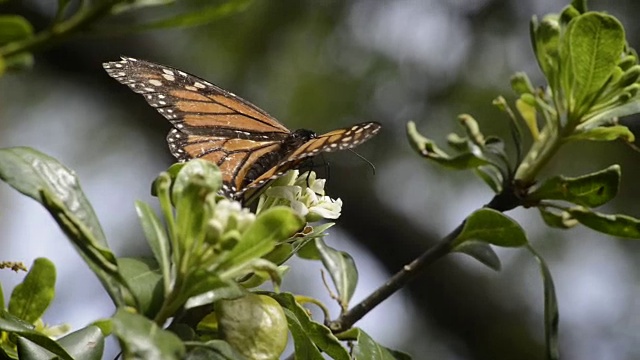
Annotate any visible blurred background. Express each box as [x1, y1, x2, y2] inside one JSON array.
[[1, 0, 640, 359]]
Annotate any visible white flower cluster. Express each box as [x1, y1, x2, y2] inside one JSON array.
[[257, 170, 343, 222], [208, 198, 256, 241]]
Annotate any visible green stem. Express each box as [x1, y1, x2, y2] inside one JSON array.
[[514, 118, 576, 186], [154, 276, 186, 325], [0, 0, 122, 58]]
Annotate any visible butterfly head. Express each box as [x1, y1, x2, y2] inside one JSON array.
[[286, 129, 317, 148]]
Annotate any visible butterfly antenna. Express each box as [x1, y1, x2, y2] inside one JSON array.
[[348, 149, 376, 175], [319, 153, 330, 180]]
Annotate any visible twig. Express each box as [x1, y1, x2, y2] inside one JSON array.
[[326, 222, 462, 333]]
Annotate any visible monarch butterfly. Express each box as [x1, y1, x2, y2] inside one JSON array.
[[103, 57, 381, 199]]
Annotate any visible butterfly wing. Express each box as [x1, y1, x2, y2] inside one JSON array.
[[103, 57, 291, 196], [236, 122, 382, 198]]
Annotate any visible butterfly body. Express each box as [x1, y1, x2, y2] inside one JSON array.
[[103, 57, 380, 199]]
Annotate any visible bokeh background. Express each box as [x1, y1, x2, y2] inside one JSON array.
[[2, 0, 640, 359]]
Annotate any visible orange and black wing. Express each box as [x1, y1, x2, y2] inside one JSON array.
[[103, 57, 291, 196], [241, 122, 382, 196]]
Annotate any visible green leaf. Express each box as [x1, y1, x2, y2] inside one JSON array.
[[527, 246, 559, 360], [135, 201, 171, 294], [0, 310, 73, 360], [452, 209, 528, 249], [272, 292, 350, 360], [565, 125, 635, 142], [3, 52, 34, 72], [315, 239, 358, 309], [538, 207, 578, 229], [561, 13, 625, 117], [0, 147, 107, 246], [117, 258, 164, 318], [151, 163, 183, 197], [516, 97, 539, 140], [348, 328, 406, 360], [527, 165, 620, 207], [57, 326, 105, 360], [8, 258, 55, 324], [112, 309, 185, 360], [39, 189, 136, 308], [568, 207, 640, 238], [16, 338, 55, 360], [217, 207, 303, 272], [453, 242, 501, 271], [406, 122, 491, 170], [0, 149, 130, 306], [129, 0, 252, 31], [184, 340, 246, 360], [282, 308, 324, 360], [173, 183, 210, 261], [0, 15, 34, 44], [183, 279, 245, 309], [530, 15, 560, 87], [473, 166, 503, 193]]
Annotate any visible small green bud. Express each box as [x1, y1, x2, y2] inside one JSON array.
[[618, 83, 640, 102], [618, 65, 640, 88], [617, 55, 637, 71], [559, 5, 580, 26], [458, 114, 484, 146], [207, 198, 255, 245], [516, 97, 539, 141], [511, 72, 535, 95], [446, 133, 468, 151]]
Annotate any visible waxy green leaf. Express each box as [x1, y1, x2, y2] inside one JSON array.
[[453, 209, 528, 249], [8, 258, 55, 324], [528, 165, 620, 207], [568, 207, 640, 238]]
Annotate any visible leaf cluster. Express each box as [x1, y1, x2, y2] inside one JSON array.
[[405, 1, 640, 359], [0, 148, 406, 359], [0, 0, 251, 74]]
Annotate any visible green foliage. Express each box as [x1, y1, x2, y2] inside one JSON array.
[[315, 239, 358, 311], [452, 209, 528, 249], [407, 2, 640, 359], [528, 165, 620, 207], [272, 292, 350, 360], [0, 149, 399, 358], [0, 0, 252, 73], [112, 309, 185, 360], [0, 148, 137, 308]]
